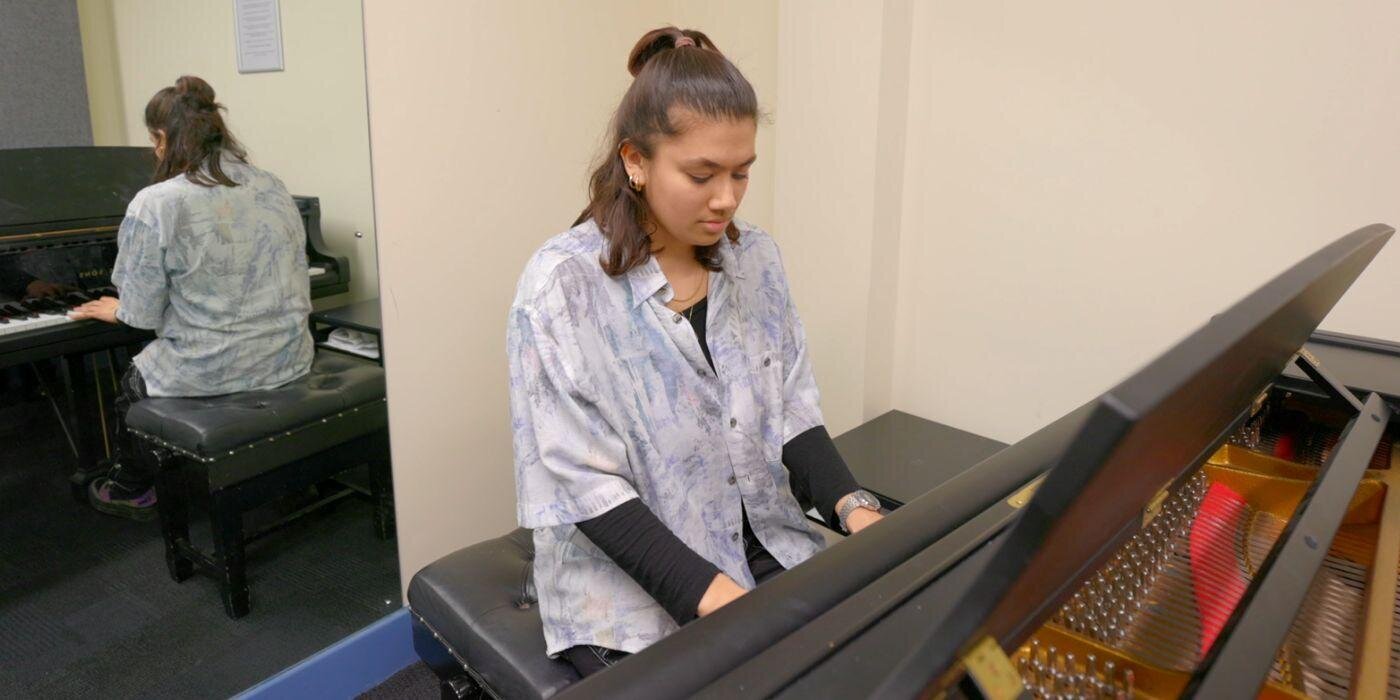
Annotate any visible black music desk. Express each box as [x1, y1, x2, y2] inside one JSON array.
[[834, 409, 1007, 508]]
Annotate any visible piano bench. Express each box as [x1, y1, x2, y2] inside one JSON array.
[[124, 352, 393, 619], [408, 528, 581, 700]]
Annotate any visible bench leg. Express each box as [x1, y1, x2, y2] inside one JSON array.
[[210, 488, 250, 618], [369, 446, 395, 540], [154, 456, 194, 582]]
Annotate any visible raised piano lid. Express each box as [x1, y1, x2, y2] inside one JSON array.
[[873, 223, 1396, 697], [0, 146, 154, 239], [555, 224, 1395, 700]]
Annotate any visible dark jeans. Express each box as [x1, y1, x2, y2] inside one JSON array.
[[106, 364, 154, 493], [562, 537, 787, 678]]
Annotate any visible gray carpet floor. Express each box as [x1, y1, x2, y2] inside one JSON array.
[[356, 661, 437, 699], [0, 391, 402, 699]]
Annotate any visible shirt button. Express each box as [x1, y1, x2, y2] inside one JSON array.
[[697, 368, 706, 377], [729, 418, 738, 428], [673, 314, 683, 324], [731, 532, 740, 542], [727, 475, 736, 485], [763, 357, 771, 367]]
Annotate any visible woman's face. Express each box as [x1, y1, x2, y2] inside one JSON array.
[[625, 111, 756, 250]]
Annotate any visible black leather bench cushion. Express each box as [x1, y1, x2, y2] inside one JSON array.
[[125, 352, 386, 457], [409, 528, 579, 700]]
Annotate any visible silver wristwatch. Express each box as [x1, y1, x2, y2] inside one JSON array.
[[837, 489, 881, 533]]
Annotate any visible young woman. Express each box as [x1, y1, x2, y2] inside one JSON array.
[[70, 76, 313, 520], [508, 28, 884, 677]]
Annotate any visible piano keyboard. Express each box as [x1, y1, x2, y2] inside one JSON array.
[[0, 288, 118, 338], [1, 265, 328, 340]]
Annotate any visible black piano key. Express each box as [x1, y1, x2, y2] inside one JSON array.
[[3, 303, 35, 319]]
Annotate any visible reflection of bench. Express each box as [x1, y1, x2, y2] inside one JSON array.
[[410, 528, 579, 699], [126, 352, 393, 619]]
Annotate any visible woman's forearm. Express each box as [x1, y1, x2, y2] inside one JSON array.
[[576, 498, 722, 624], [783, 425, 861, 529]]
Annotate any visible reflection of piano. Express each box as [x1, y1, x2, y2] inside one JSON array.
[[1, 146, 352, 495], [0, 146, 350, 369], [556, 225, 1400, 699]]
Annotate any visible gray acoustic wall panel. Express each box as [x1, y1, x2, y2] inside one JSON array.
[[0, 0, 93, 149]]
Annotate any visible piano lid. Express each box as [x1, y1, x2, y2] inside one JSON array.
[[881, 223, 1395, 696], [0, 147, 154, 235]]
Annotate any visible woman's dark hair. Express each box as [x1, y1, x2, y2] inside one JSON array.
[[575, 27, 758, 276], [144, 75, 248, 187]]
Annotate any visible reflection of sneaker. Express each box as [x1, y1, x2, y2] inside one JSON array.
[[88, 478, 157, 522]]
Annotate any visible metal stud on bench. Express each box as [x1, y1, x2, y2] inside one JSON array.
[[125, 352, 394, 618]]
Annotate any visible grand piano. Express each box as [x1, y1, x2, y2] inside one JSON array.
[[1, 146, 350, 488], [477, 223, 1394, 699]]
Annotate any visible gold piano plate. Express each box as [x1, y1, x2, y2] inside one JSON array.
[[1011, 399, 1399, 699]]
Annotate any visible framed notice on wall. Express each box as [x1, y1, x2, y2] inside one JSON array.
[[234, 0, 284, 73]]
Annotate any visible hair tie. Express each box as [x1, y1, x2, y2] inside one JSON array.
[[674, 36, 696, 49]]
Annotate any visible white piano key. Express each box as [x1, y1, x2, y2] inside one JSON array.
[[0, 313, 75, 337]]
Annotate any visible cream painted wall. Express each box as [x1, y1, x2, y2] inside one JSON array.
[[773, 1, 882, 436], [366, 0, 1400, 588], [890, 2, 1400, 443], [362, 1, 782, 587], [76, 0, 126, 146], [773, 0, 914, 433], [75, 0, 378, 302]]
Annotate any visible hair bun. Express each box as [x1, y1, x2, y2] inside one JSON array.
[[626, 26, 719, 77], [174, 75, 218, 111]]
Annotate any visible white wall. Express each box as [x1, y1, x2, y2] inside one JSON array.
[[773, 0, 890, 435], [363, 0, 1400, 587], [362, 1, 783, 588], [76, 0, 378, 303], [889, 2, 1400, 443]]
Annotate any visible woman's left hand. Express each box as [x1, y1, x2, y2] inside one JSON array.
[[846, 507, 884, 534], [69, 296, 121, 324]]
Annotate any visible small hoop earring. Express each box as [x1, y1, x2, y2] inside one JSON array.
[[628, 173, 642, 192]]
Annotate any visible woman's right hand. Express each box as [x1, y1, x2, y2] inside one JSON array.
[[697, 573, 747, 617]]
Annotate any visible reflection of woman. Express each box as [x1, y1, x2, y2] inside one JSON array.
[[0, 255, 74, 300], [508, 27, 884, 677], [70, 76, 312, 520]]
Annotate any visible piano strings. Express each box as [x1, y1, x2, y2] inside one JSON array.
[[1011, 413, 1393, 699]]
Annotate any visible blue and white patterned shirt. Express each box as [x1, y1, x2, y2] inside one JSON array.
[[112, 157, 313, 397], [508, 219, 829, 656]]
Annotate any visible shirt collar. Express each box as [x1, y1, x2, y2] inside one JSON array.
[[622, 235, 746, 309], [625, 255, 668, 309], [716, 234, 745, 280]]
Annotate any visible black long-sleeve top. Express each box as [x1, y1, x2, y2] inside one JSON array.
[[576, 297, 860, 624]]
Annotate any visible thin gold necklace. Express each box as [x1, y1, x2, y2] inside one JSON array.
[[671, 269, 708, 306]]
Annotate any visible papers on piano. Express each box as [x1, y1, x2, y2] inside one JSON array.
[[321, 327, 379, 359]]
